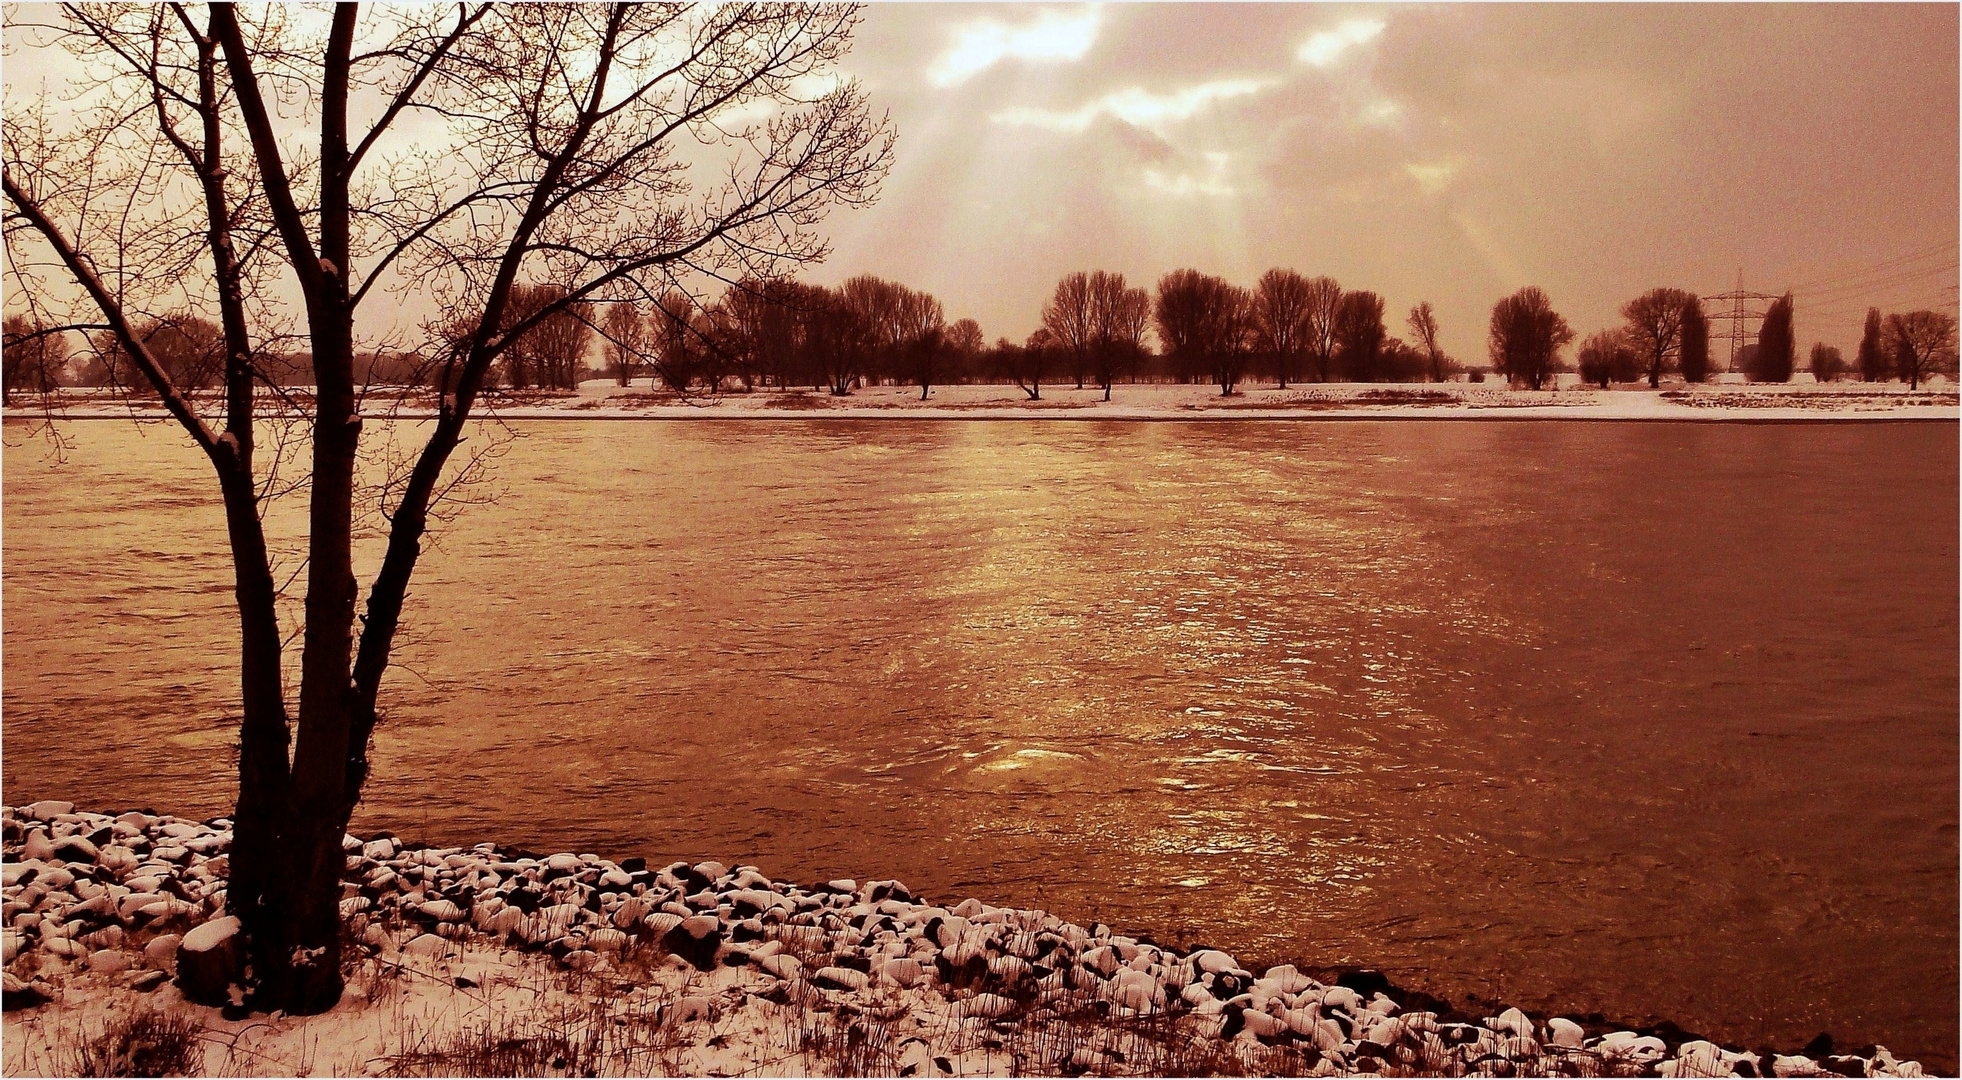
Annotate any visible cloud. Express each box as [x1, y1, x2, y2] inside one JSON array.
[[1298, 18, 1386, 68], [1142, 153, 1238, 198], [993, 79, 1275, 134], [929, 7, 1102, 88], [1404, 159, 1461, 196]]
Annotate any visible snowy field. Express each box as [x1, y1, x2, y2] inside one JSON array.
[[2, 802, 1928, 1078], [6, 379, 1958, 424]]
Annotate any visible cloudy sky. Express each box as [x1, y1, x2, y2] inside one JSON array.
[[813, 3, 1958, 365]]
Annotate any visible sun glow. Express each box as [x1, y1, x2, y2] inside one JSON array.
[[1297, 18, 1387, 68], [929, 7, 1102, 88], [992, 79, 1273, 134]]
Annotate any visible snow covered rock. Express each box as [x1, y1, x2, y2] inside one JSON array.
[[175, 915, 243, 1005], [661, 914, 721, 970]]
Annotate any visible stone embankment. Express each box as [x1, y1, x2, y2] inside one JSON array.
[[1, 802, 1928, 1078]]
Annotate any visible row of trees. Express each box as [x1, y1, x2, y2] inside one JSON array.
[[9, 280, 1953, 404], [1509, 286, 1957, 391]]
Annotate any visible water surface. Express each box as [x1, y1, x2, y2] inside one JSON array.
[[4, 418, 1955, 1065]]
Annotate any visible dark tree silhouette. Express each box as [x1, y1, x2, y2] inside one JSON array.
[[1041, 272, 1096, 390], [1808, 343, 1844, 383], [1334, 290, 1386, 381], [1750, 294, 1796, 383], [602, 302, 648, 387], [1014, 327, 1056, 400], [3, 2, 890, 1012], [1679, 299, 1711, 384], [1857, 307, 1888, 382], [1406, 301, 1450, 382], [895, 287, 946, 400], [1254, 268, 1312, 388], [1576, 329, 1639, 388], [1621, 287, 1695, 388], [1153, 269, 1249, 394], [1887, 310, 1958, 390], [1303, 276, 1342, 382], [2, 315, 64, 402], [1488, 287, 1573, 390], [1087, 272, 1150, 401]]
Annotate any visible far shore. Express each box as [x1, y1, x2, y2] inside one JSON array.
[[5, 380, 1958, 425]]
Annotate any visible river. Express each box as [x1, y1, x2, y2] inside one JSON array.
[[3, 417, 1955, 1065]]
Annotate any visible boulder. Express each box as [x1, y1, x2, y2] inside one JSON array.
[[1547, 1017, 1585, 1048], [175, 916, 243, 1005], [812, 966, 870, 992], [660, 915, 721, 970], [86, 949, 132, 974], [1, 973, 48, 1011], [402, 933, 449, 959], [144, 934, 182, 973], [962, 993, 1015, 1019], [25, 801, 75, 821]]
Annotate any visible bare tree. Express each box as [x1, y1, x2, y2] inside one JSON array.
[[1857, 307, 1888, 382], [1303, 275, 1342, 382], [1887, 310, 1958, 390], [1577, 328, 1640, 388], [2, 314, 65, 402], [1013, 327, 1055, 400], [602, 301, 648, 387], [504, 284, 593, 391], [1334, 290, 1386, 382], [1621, 287, 1695, 388], [1488, 287, 1574, 390], [1086, 271, 1148, 401], [1254, 268, 1312, 388], [944, 316, 983, 383], [1808, 342, 1845, 383], [895, 286, 945, 400], [1406, 301, 1450, 382], [4, 2, 891, 1012], [1154, 269, 1249, 395]]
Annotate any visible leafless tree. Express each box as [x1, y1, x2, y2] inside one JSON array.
[[1041, 272, 1095, 390], [503, 284, 593, 391], [1154, 269, 1250, 395], [1406, 301, 1450, 382], [1096, 275, 1150, 400], [602, 301, 648, 387], [895, 286, 945, 400], [1620, 287, 1695, 388], [1303, 275, 1343, 382], [2, 314, 65, 402], [1254, 268, 1312, 388], [944, 316, 983, 383], [1334, 290, 1386, 382], [4, 2, 891, 1012], [1488, 287, 1574, 390], [1577, 328, 1640, 388], [1887, 310, 1958, 390], [1012, 327, 1055, 400]]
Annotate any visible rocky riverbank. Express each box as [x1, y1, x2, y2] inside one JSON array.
[[1, 802, 1930, 1077]]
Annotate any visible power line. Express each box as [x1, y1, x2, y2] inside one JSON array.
[[1787, 238, 1960, 292], [1795, 260, 1959, 303]]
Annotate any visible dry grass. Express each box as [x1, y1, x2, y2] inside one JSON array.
[[63, 1009, 205, 1078]]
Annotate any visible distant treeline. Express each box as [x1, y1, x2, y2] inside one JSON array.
[[3, 272, 1955, 404]]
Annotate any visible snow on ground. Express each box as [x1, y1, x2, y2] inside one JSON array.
[[6, 380, 1958, 424], [2, 802, 1929, 1077]]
